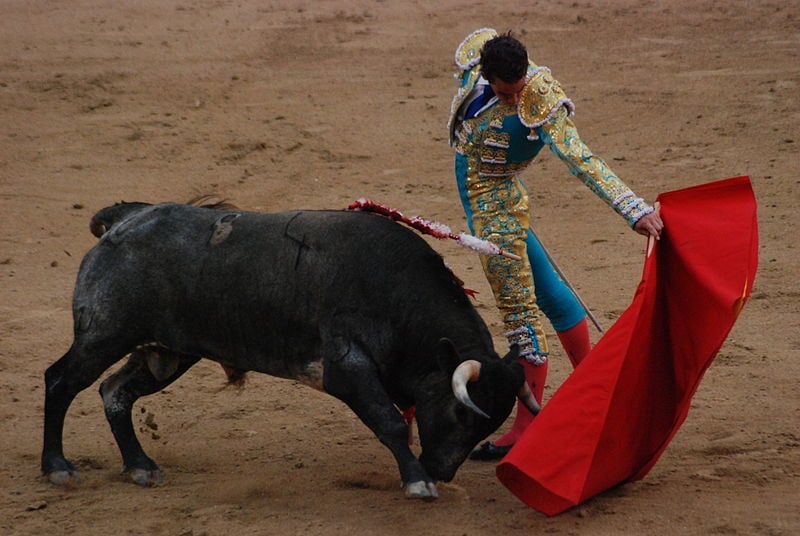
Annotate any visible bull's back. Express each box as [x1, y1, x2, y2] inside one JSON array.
[[75, 204, 460, 371]]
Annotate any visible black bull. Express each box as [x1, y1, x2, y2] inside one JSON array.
[[42, 202, 539, 499]]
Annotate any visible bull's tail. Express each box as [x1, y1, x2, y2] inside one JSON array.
[[89, 202, 152, 237]]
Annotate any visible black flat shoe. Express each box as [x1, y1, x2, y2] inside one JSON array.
[[469, 441, 512, 461]]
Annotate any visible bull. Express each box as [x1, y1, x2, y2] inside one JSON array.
[[41, 201, 539, 499]]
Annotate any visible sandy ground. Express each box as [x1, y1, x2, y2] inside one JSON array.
[[1, 1, 798, 534]]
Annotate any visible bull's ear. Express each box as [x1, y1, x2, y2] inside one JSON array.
[[435, 338, 460, 375], [502, 343, 521, 365]]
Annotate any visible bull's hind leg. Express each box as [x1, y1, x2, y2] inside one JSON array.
[[99, 349, 199, 486], [42, 340, 131, 485]]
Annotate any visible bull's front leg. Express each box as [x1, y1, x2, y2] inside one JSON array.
[[322, 348, 438, 500]]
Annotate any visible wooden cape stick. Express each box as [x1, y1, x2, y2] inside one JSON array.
[[529, 226, 605, 333]]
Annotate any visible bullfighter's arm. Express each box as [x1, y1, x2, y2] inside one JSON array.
[[535, 106, 654, 228], [516, 68, 654, 227], [536, 107, 653, 227]]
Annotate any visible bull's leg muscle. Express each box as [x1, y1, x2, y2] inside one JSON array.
[[100, 349, 200, 486], [322, 344, 438, 499], [42, 339, 131, 484]]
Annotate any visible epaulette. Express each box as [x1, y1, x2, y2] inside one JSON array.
[[518, 67, 575, 128], [454, 28, 498, 71]]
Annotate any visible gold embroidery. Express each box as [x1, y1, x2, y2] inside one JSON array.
[[454, 28, 498, 70], [480, 147, 507, 165], [483, 130, 510, 149], [466, 174, 549, 355], [518, 67, 575, 128]]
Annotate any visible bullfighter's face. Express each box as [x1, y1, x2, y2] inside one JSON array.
[[488, 76, 526, 107]]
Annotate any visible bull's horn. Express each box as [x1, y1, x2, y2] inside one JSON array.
[[517, 382, 541, 416], [451, 360, 491, 419]]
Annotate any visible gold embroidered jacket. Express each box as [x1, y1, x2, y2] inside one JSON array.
[[448, 28, 653, 227]]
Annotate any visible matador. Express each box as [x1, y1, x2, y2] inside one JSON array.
[[448, 28, 663, 460]]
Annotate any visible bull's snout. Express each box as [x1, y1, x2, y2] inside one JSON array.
[[419, 451, 463, 483]]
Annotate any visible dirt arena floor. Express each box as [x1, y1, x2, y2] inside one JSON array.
[[1, 1, 798, 534]]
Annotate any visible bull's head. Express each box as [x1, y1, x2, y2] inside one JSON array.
[[414, 339, 538, 483], [451, 353, 539, 419]]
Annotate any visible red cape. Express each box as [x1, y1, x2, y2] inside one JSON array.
[[496, 176, 759, 515]]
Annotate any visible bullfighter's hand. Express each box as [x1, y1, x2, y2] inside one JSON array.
[[634, 211, 664, 240]]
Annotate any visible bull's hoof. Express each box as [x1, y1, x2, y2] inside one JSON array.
[[43, 457, 80, 486], [129, 467, 164, 487], [47, 469, 81, 486], [404, 481, 438, 500]]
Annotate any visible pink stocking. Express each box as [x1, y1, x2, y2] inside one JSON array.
[[556, 318, 592, 368]]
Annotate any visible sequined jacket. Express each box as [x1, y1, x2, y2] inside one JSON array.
[[448, 28, 653, 227]]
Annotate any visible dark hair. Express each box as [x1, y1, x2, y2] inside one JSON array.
[[480, 32, 528, 83]]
